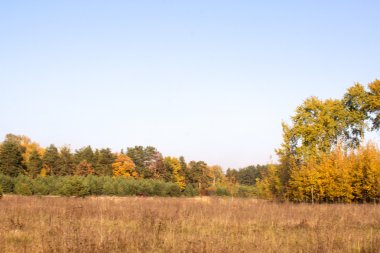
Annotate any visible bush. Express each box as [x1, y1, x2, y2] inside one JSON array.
[[14, 182, 33, 195], [166, 183, 181, 197], [33, 176, 59, 195], [115, 178, 131, 195], [14, 175, 34, 195], [84, 175, 104, 195], [152, 180, 167, 196], [0, 185, 3, 198], [136, 179, 155, 196], [216, 187, 231, 196], [59, 177, 90, 197], [184, 184, 199, 197], [103, 180, 117, 195], [236, 185, 256, 198]]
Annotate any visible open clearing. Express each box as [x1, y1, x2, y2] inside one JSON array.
[[0, 195, 379, 252]]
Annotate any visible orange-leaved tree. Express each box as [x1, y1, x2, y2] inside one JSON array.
[[112, 154, 137, 178]]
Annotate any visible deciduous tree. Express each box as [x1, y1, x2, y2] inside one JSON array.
[[112, 154, 137, 178]]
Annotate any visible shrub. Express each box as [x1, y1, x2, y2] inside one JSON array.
[[135, 179, 154, 196], [236, 185, 256, 198], [166, 183, 181, 197], [14, 182, 33, 195], [14, 175, 34, 195], [103, 180, 117, 195], [216, 186, 231, 196], [84, 175, 104, 195], [59, 177, 90, 197], [184, 184, 199, 197], [115, 178, 131, 195], [32, 176, 58, 195], [0, 185, 3, 198]]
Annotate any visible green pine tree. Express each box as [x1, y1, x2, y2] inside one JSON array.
[[27, 149, 42, 178], [42, 144, 60, 175], [0, 140, 24, 177]]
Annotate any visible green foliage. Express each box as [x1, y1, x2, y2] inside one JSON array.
[[27, 149, 42, 178], [0, 140, 24, 177], [187, 161, 212, 192], [94, 148, 115, 176], [127, 146, 164, 179], [84, 175, 104, 195], [236, 185, 256, 198], [74, 146, 95, 166], [215, 186, 230, 196], [43, 144, 60, 175], [32, 176, 57, 195], [229, 165, 268, 186], [102, 177, 117, 195], [57, 146, 75, 176], [0, 184, 3, 198], [183, 184, 199, 197], [59, 176, 90, 197], [14, 176, 34, 196], [165, 183, 181, 197]]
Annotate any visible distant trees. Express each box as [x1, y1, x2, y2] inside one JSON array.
[[0, 134, 232, 197], [226, 165, 267, 186]]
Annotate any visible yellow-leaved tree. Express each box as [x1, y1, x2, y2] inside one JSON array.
[[352, 143, 380, 202], [112, 154, 137, 178], [163, 157, 186, 190]]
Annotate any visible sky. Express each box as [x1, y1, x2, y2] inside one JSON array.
[[0, 1, 379, 169]]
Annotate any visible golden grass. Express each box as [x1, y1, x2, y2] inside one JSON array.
[[0, 195, 379, 253]]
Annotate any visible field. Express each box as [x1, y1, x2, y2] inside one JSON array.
[[0, 196, 379, 253]]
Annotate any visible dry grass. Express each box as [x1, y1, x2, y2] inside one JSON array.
[[0, 195, 379, 253]]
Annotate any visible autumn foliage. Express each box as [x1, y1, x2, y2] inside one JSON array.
[[112, 154, 136, 178], [0, 79, 379, 202]]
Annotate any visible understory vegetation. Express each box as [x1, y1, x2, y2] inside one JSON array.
[[0, 174, 256, 198]]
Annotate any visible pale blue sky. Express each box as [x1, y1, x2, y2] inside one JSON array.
[[1, 1, 379, 169]]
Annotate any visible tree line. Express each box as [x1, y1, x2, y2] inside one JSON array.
[[1, 79, 379, 202], [0, 133, 263, 197]]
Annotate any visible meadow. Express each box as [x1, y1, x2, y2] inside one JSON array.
[[0, 196, 379, 253]]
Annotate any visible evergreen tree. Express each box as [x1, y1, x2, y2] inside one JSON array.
[[57, 146, 75, 176], [179, 156, 188, 180], [0, 140, 24, 177], [42, 144, 60, 175], [27, 149, 42, 178], [94, 148, 115, 176], [74, 146, 95, 167]]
